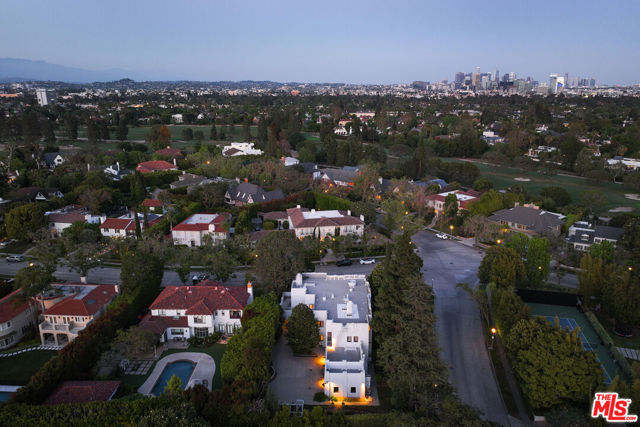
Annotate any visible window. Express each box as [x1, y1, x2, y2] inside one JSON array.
[[194, 327, 208, 338], [354, 336, 358, 342], [350, 387, 356, 394], [333, 386, 339, 393], [170, 328, 184, 335], [194, 316, 204, 324], [309, 304, 314, 309], [347, 336, 352, 342], [320, 335, 324, 341], [317, 321, 324, 327], [230, 310, 241, 319]]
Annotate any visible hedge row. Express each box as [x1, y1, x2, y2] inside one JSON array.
[[584, 310, 633, 379], [1, 396, 202, 426], [220, 293, 282, 396]]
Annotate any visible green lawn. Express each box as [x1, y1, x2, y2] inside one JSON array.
[[0, 350, 58, 385], [120, 343, 226, 392], [461, 160, 640, 213]]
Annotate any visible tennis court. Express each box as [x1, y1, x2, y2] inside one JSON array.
[[528, 303, 618, 384]]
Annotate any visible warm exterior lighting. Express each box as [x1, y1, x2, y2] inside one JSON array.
[[629, 267, 633, 271], [496, 239, 501, 244], [29, 262, 34, 267], [491, 328, 497, 334], [206, 160, 210, 165]]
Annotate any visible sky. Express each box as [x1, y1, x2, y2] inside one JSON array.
[[1, 0, 639, 85]]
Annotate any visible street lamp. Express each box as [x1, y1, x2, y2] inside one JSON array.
[[489, 327, 497, 350], [449, 225, 454, 239], [496, 239, 501, 245]]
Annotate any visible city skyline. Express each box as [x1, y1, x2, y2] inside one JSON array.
[[1, 0, 639, 85]]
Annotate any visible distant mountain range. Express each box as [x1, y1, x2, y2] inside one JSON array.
[[0, 58, 143, 83]]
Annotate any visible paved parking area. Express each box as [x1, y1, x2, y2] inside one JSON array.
[[412, 231, 509, 427], [269, 338, 323, 404]]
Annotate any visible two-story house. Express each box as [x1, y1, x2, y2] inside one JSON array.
[[567, 221, 624, 251], [99, 212, 162, 239], [171, 213, 229, 247], [0, 289, 37, 350], [281, 273, 372, 399], [140, 281, 253, 342], [426, 189, 480, 216], [38, 283, 119, 347], [285, 206, 365, 239]]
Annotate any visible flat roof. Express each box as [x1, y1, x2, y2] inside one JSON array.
[[182, 213, 219, 224]]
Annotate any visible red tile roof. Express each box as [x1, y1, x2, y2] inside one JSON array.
[[0, 289, 31, 323], [43, 284, 118, 317], [155, 146, 183, 158], [172, 213, 227, 232], [139, 314, 188, 335], [48, 212, 86, 224], [99, 218, 135, 231], [260, 211, 288, 221], [136, 160, 178, 173], [149, 283, 249, 314], [44, 381, 120, 405], [141, 199, 163, 208]]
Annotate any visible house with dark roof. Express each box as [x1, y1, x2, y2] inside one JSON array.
[[224, 182, 285, 207], [0, 289, 36, 350], [286, 205, 364, 239], [136, 160, 178, 174], [43, 152, 65, 169], [140, 281, 253, 341], [567, 221, 624, 251], [488, 203, 565, 236], [38, 283, 119, 347], [315, 168, 358, 188], [44, 381, 120, 405], [171, 213, 229, 247], [46, 205, 105, 237]]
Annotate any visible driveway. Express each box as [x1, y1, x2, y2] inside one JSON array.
[[269, 337, 323, 404], [412, 231, 510, 427]]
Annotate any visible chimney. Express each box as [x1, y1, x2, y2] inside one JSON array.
[[116, 161, 120, 171], [378, 176, 383, 184], [297, 205, 301, 209], [87, 163, 90, 172], [514, 202, 519, 207], [360, 215, 364, 221], [173, 158, 177, 166], [346, 300, 353, 316], [247, 282, 254, 303], [347, 210, 351, 216], [114, 284, 120, 294]]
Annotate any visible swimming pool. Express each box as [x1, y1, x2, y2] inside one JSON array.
[[151, 361, 195, 396], [0, 391, 12, 402]]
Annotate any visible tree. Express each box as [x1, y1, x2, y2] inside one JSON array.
[[119, 240, 165, 297], [506, 317, 603, 410], [491, 285, 530, 336], [64, 113, 78, 140], [580, 190, 607, 215], [78, 188, 112, 214], [130, 171, 146, 204], [540, 186, 572, 208], [525, 236, 551, 287], [286, 304, 320, 354], [254, 231, 305, 296], [351, 162, 380, 201], [234, 210, 252, 234], [87, 120, 98, 144], [64, 243, 101, 280], [578, 253, 612, 304], [5, 203, 47, 241], [209, 124, 217, 140], [147, 125, 171, 151], [601, 267, 640, 330], [589, 241, 615, 265], [116, 121, 128, 141], [472, 177, 493, 192], [204, 248, 237, 282], [478, 245, 526, 289], [560, 135, 584, 170], [164, 374, 182, 395], [169, 248, 193, 285], [14, 264, 53, 314], [193, 130, 204, 141], [505, 232, 528, 259]]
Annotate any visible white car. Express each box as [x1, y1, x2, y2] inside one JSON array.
[[359, 258, 375, 265], [435, 232, 448, 240]]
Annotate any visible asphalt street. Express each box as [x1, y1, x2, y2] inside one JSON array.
[[412, 231, 510, 426]]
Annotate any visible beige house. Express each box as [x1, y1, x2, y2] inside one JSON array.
[[0, 289, 36, 350], [38, 283, 119, 347]]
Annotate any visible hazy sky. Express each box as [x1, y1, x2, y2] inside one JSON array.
[[1, 0, 638, 84]]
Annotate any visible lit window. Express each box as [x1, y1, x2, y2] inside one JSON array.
[[317, 321, 324, 327], [320, 335, 324, 341], [354, 336, 358, 342], [309, 304, 314, 309]]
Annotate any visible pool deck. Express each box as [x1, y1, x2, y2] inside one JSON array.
[[138, 352, 215, 396]]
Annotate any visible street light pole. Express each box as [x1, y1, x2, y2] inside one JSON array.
[[489, 327, 497, 350], [449, 225, 454, 239]]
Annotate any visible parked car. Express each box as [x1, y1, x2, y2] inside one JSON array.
[[336, 258, 352, 267], [0, 239, 16, 248], [192, 273, 208, 284], [359, 258, 375, 265], [435, 232, 448, 240], [6, 255, 25, 263]]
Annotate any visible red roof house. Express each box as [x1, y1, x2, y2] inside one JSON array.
[[0, 289, 36, 350], [136, 160, 178, 174], [141, 282, 253, 340], [171, 213, 229, 247], [154, 146, 184, 159]]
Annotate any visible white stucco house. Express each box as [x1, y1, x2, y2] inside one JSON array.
[[286, 206, 364, 239], [0, 289, 37, 350], [222, 142, 264, 157], [140, 281, 253, 341], [281, 272, 372, 399], [171, 213, 229, 247]]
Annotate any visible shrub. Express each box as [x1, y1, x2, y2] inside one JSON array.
[[313, 391, 328, 402]]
